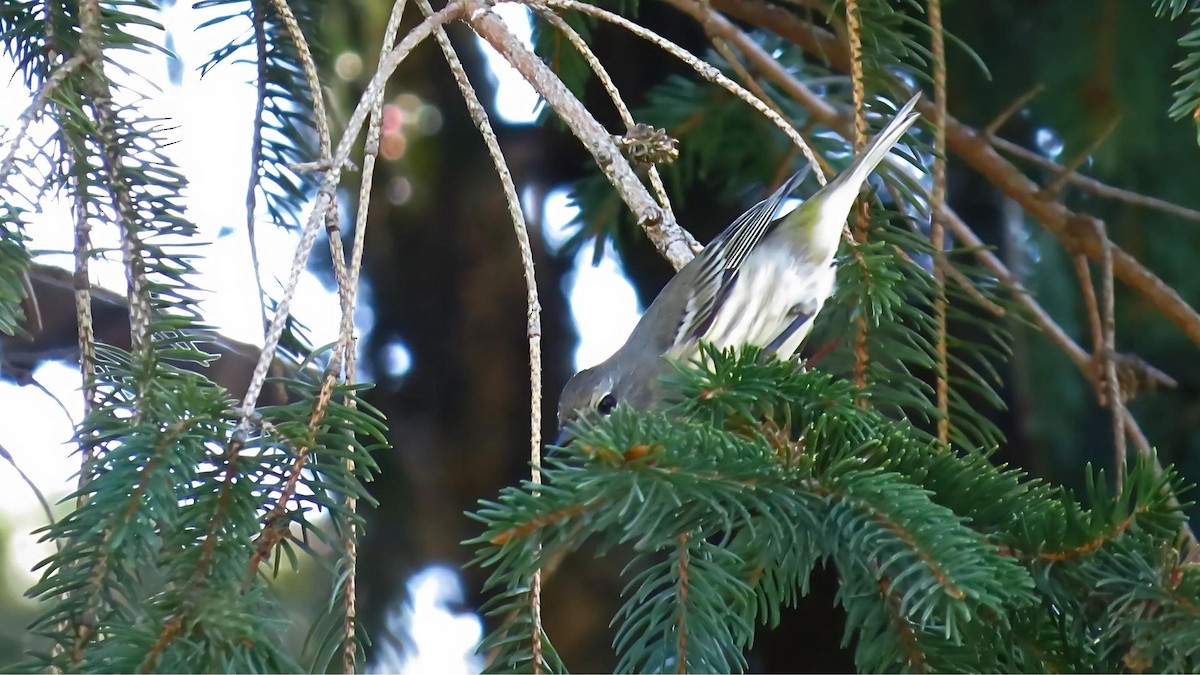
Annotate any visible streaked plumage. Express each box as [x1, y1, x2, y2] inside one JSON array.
[[557, 94, 922, 431]]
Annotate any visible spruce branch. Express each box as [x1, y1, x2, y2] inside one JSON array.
[[0, 54, 83, 187], [77, 0, 152, 366]]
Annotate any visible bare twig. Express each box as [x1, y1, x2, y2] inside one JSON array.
[[424, 0, 546, 668], [0, 441, 57, 537], [1072, 255, 1104, 393], [1098, 220, 1127, 484], [991, 135, 1200, 226], [266, 0, 357, 379], [341, 340, 360, 674], [1039, 114, 1120, 199], [844, 0, 870, 395], [707, 30, 831, 181], [522, 0, 827, 189], [983, 83, 1044, 137], [928, 0, 949, 446], [338, 0, 412, 668]]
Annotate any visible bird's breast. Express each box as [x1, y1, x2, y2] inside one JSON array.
[[672, 247, 836, 362]]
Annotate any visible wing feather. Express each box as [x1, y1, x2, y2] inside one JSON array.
[[674, 167, 811, 347]]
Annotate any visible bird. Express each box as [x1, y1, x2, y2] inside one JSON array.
[[556, 94, 922, 435]]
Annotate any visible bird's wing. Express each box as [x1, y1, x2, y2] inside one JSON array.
[[673, 167, 810, 347]]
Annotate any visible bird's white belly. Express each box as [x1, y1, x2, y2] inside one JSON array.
[[692, 247, 835, 360]]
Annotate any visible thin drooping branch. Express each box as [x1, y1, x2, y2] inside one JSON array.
[[983, 83, 1044, 137], [237, 3, 462, 424], [71, 162, 95, 437], [1073, 254, 1104, 390], [247, 0, 270, 337], [708, 0, 1200, 351], [424, 1, 546, 668], [337, 0, 411, 667], [706, 33, 831, 181], [928, 0, 950, 446], [1098, 220, 1127, 483], [1038, 114, 1119, 200], [265, 0, 354, 313], [0, 441, 56, 533]]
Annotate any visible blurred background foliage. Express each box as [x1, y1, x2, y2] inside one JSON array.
[[2, 0, 1200, 671]]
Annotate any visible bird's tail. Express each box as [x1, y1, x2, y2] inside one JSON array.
[[824, 94, 922, 215]]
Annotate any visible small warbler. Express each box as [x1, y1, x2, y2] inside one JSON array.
[[557, 94, 921, 434]]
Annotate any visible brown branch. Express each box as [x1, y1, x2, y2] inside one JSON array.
[[1073, 254, 1105, 394], [928, 0, 949, 446], [1038, 113, 1119, 199], [708, 0, 1200, 352], [844, 0, 871, 396], [1098, 219, 1128, 484], [676, 534, 690, 674], [983, 83, 1044, 137], [991, 136, 1200, 226]]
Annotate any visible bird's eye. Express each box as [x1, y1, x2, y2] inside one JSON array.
[[596, 393, 617, 416]]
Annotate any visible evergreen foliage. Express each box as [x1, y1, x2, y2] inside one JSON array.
[[1, 0, 1198, 672], [473, 346, 1198, 672], [1, 0, 379, 671], [466, 3, 1200, 672]]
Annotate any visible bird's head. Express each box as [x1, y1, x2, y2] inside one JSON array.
[[555, 356, 662, 444]]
